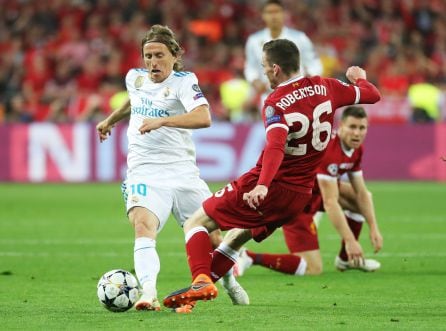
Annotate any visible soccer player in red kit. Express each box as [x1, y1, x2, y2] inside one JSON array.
[[236, 106, 384, 277], [163, 39, 381, 311]]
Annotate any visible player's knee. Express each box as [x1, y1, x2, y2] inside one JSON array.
[[129, 208, 158, 237], [301, 255, 323, 275], [306, 263, 323, 275]]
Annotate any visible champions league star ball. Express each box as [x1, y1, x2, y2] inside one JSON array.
[[97, 269, 140, 312]]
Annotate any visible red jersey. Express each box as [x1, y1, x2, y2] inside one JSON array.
[[317, 134, 363, 181], [249, 75, 379, 192]]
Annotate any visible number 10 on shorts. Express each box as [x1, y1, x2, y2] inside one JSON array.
[[130, 183, 147, 196]]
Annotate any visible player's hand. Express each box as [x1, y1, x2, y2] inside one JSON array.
[[243, 185, 268, 210], [96, 119, 114, 142], [345, 239, 364, 268], [346, 66, 367, 84], [369, 228, 383, 253], [139, 118, 164, 134]]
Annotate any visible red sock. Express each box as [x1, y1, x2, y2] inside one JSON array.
[[339, 216, 364, 261], [210, 250, 235, 282], [247, 250, 302, 275], [185, 229, 213, 280]]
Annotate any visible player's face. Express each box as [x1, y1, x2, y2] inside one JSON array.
[[143, 42, 177, 83], [262, 53, 278, 89], [339, 116, 368, 150], [262, 4, 284, 30]]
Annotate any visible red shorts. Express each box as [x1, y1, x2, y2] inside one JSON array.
[[203, 172, 311, 232], [282, 212, 319, 253]]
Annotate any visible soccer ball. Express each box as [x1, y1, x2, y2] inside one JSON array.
[[97, 269, 140, 312]]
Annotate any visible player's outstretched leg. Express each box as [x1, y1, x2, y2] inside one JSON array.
[[163, 274, 218, 309]]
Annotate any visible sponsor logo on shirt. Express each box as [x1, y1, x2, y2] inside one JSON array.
[[131, 97, 169, 117], [339, 162, 354, 170], [193, 92, 204, 100]]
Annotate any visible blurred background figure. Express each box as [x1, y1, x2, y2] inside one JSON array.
[[408, 82, 443, 123], [244, 0, 322, 110]]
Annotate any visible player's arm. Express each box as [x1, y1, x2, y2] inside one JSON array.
[[96, 98, 131, 142], [243, 126, 288, 209], [318, 177, 364, 264], [348, 173, 383, 253], [139, 104, 211, 134], [346, 66, 381, 103]]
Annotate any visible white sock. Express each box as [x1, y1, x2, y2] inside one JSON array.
[[295, 257, 307, 276], [221, 268, 238, 288], [216, 242, 239, 288], [344, 210, 366, 222], [134, 237, 159, 298]]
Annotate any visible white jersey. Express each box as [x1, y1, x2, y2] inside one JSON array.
[[244, 26, 322, 84], [125, 68, 208, 176]]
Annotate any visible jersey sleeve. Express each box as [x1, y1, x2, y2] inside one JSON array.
[[324, 78, 380, 109], [350, 146, 363, 174], [177, 73, 209, 112], [261, 102, 289, 133], [316, 158, 338, 182], [125, 69, 139, 93]]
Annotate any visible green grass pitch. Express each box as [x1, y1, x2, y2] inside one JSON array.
[[0, 182, 445, 330]]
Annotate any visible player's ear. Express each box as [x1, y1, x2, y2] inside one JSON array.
[[273, 64, 280, 76]]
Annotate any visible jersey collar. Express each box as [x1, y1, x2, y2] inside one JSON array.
[[277, 74, 304, 87], [340, 138, 355, 157]]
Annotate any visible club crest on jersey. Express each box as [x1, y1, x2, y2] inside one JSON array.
[[163, 87, 170, 97], [192, 84, 202, 92], [130, 195, 139, 204], [135, 76, 144, 89], [327, 164, 338, 176]]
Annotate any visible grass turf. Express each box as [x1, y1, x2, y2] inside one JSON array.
[[0, 182, 445, 330]]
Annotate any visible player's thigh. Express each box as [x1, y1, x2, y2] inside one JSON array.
[[282, 213, 319, 255], [122, 178, 173, 232], [172, 178, 211, 226]]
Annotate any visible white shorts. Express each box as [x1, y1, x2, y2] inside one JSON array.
[[121, 172, 211, 232]]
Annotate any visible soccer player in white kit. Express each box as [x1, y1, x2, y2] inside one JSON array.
[[96, 25, 248, 311], [244, 0, 322, 108]]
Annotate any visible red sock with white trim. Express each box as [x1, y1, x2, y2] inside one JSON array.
[[185, 226, 213, 280], [247, 251, 305, 275], [210, 242, 238, 282], [339, 215, 364, 261]]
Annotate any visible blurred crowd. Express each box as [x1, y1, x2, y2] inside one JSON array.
[[0, 0, 445, 123]]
